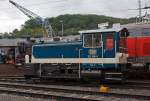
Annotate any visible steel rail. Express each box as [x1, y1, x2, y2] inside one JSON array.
[[0, 82, 149, 100]]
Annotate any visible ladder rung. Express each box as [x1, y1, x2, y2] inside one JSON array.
[[105, 73, 122, 75], [105, 78, 123, 81]]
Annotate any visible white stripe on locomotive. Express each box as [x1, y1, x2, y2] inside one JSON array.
[[31, 53, 128, 64]]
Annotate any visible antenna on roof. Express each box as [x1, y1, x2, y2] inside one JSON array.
[[139, 0, 142, 19]]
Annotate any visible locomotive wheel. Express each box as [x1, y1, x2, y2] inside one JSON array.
[[24, 75, 33, 83]]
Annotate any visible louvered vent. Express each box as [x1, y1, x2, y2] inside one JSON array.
[[144, 43, 150, 55]]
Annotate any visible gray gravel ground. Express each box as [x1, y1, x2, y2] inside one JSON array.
[[0, 94, 49, 101], [110, 88, 150, 96], [0, 93, 149, 101]]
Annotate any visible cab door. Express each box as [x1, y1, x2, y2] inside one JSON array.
[[103, 32, 116, 58], [80, 33, 102, 58]]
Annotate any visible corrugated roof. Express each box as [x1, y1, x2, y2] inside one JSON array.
[[0, 35, 81, 47], [121, 23, 150, 29], [0, 39, 26, 47]]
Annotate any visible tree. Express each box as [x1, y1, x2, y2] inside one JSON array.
[[11, 14, 135, 37], [3, 32, 10, 38]]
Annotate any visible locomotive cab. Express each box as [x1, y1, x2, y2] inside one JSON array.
[[79, 28, 129, 81]]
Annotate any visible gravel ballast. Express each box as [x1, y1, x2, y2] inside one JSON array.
[[0, 93, 49, 101], [0, 93, 149, 101]]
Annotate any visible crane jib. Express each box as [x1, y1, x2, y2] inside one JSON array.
[[9, 0, 55, 38]]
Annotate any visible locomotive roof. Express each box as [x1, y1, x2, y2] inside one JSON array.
[[121, 23, 150, 29], [79, 28, 125, 34], [34, 41, 82, 46]]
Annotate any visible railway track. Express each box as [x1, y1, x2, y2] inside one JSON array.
[[0, 76, 25, 83], [126, 80, 150, 85], [0, 81, 149, 101], [0, 77, 150, 89], [107, 80, 150, 90]]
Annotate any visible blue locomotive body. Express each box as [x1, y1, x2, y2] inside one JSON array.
[[33, 42, 82, 58], [25, 28, 129, 80]]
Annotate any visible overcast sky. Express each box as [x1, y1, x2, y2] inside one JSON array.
[[0, 0, 150, 33]]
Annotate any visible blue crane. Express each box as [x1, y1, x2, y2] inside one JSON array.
[[9, 0, 55, 38]]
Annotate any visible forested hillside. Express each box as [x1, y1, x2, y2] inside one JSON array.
[[10, 14, 135, 37]]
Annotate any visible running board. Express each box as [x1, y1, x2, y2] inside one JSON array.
[[104, 77, 123, 81]]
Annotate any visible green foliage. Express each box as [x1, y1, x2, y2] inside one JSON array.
[[11, 14, 135, 37], [3, 32, 9, 38], [12, 19, 43, 38]]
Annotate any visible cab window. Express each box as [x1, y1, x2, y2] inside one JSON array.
[[106, 34, 114, 50], [143, 28, 150, 36], [83, 33, 101, 48], [119, 30, 128, 53], [128, 28, 150, 37]]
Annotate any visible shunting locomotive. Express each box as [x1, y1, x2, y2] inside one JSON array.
[[24, 26, 129, 81]]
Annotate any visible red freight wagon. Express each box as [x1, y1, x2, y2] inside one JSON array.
[[127, 37, 150, 57], [124, 23, 150, 64]]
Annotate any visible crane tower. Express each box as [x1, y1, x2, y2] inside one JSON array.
[[9, 0, 55, 38]]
